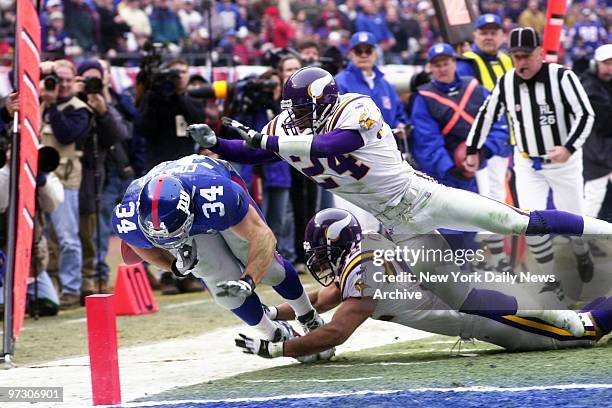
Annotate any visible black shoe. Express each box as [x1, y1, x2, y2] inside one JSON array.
[[80, 290, 95, 306], [297, 309, 324, 333], [27, 299, 59, 318], [576, 253, 594, 283]]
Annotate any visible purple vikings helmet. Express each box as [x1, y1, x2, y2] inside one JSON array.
[[303, 208, 362, 286], [281, 67, 339, 135], [138, 175, 195, 249]]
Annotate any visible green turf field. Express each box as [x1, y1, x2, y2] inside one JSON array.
[[138, 334, 612, 404]]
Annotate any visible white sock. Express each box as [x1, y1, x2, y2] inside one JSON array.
[[285, 291, 314, 318], [253, 313, 278, 340], [583, 216, 612, 235]]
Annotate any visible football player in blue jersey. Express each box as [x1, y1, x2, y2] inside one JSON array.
[[235, 209, 612, 361], [112, 154, 326, 347]]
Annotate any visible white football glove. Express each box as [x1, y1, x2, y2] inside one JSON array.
[[187, 123, 218, 148], [296, 347, 336, 364], [235, 333, 284, 358], [171, 239, 198, 277], [216, 276, 256, 298], [222, 116, 264, 149]]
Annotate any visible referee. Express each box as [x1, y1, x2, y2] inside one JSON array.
[[465, 27, 596, 291]]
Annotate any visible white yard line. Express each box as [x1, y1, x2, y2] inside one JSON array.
[[0, 313, 432, 407]]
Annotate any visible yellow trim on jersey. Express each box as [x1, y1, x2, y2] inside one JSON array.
[[326, 95, 365, 133], [267, 116, 279, 136], [501, 315, 596, 337], [340, 252, 370, 291]]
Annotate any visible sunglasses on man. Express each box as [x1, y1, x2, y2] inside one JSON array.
[[353, 46, 374, 56]]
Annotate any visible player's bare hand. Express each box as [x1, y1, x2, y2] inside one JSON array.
[[464, 154, 480, 173], [548, 146, 571, 163], [187, 123, 218, 148], [222, 116, 264, 149]]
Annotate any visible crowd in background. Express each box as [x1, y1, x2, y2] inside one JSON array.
[[0, 0, 610, 318], [0, 0, 609, 67]]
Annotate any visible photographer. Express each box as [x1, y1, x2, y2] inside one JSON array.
[[0, 93, 63, 317], [75, 60, 130, 298], [39, 59, 92, 308], [136, 58, 205, 171]]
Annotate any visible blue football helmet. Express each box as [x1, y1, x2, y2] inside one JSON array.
[[138, 175, 195, 249], [303, 208, 362, 286]]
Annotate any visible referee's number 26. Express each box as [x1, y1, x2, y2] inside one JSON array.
[[539, 115, 556, 126]]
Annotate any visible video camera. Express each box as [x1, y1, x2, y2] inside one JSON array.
[[137, 42, 180, 98], [41, 73, 59, 91]]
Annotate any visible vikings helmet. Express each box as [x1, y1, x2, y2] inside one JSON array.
[[281, 67, 338, 135], [303, 208, 362, 286], [138, 175, 195, 249]]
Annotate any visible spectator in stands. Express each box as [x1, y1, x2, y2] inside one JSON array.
[[335, 31, 407, 129], [64, 0, 101, 53], [503, 0, 524, 23], [216, 0, 245, 32], [178, 0, 203, 35], [44, 11, 70, 55], [262, 6, 294, 49], [355, 0, 395, 53], [119, 0, 151, 37], [518, 0, 546, 34], [95, 0, 130, 54], [385, 6, 418, 64], [314, 0, 350, 40], [75, 60, 130, 298], [150, 0, 185, 45], [39, 59, 92, 308], [568, 9, 608, 58]]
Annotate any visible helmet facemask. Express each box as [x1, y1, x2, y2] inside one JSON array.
[[281, 97, 336, 136], [304, 241, 345, 287], [139, 210, 195, 250]]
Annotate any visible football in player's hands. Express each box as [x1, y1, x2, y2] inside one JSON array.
[[186, 124, 218, 148], [222, 116, 264, 148]]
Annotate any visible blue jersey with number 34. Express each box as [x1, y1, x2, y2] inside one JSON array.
[[112, 155, 251, 249]]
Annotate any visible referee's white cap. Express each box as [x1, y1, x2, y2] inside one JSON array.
[[594, 44, 612, 62]]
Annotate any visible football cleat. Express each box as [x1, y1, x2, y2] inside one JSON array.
[[297, 309, 325, 333], [272, 320, 299, 342], [537, 310, 585, 337]]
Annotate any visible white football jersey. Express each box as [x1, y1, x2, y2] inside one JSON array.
[[263, 93, 414, 214]]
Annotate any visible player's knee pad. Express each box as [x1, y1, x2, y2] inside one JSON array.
[[272, 259, 304, 301], [210, 290, 248, 310], [526, 210, 584, 236]]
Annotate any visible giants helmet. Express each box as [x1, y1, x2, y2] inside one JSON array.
[[281, 67, 338, 135], [303, 208, 362, 286], [138, 175, 195, 249]]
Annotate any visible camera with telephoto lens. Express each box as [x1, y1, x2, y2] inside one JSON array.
[[42, 74, 59, 91], [137, 42, 180, 98], [228, 77, 279, 115], [83, 76, 104, 94]]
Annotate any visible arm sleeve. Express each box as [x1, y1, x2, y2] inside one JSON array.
[[479, 88, 510, 158], [96, 104, 131, 149], [262, 128, 364, 157], [410, 94, 454, 178], [561, 69, 595, 152], [210, 138, 281, 164], [47, 105, 91, 144], [466, 76, 506, 154]]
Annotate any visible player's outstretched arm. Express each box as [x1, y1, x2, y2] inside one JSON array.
[[237, 297, 374, 359], [222, 116, 365, 157]]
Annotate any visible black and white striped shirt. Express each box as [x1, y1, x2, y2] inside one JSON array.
[[466, 62, 594, 157]]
